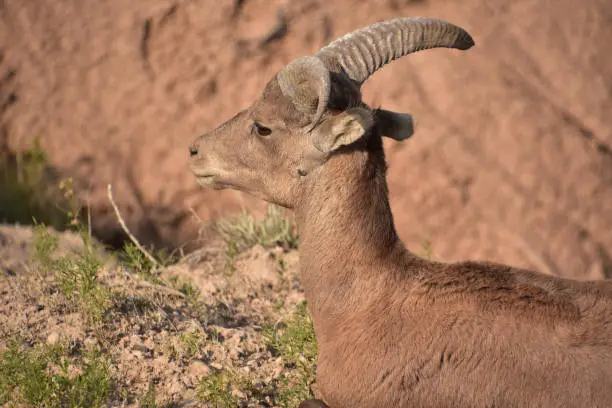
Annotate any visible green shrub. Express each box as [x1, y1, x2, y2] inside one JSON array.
[[264, 301, 317, 407], [0, 340, 113, 407], [33, 225, 109, 325]]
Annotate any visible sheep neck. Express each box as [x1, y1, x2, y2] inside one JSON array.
[[295, 139, 403, 322]]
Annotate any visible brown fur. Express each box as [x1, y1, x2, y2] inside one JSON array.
[[299, 399, 330, 408], [189, 67, 612, 408]]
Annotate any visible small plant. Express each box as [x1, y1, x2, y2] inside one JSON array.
[[120, 242, 178, 281], [178, 279, 200, 299], [178, 329, 205, 360], [33, 225, 110, 325], [264, 301, 318, 407], [197, 371, 239, 407], [0, 339, 113, 407], [140, 381, 159, 408], [33, 222, 60, 274], [276, 256, 288, 288], [58, 177, 84, 230], [168, 275, 201, 307], [27, 172, 111, 324], [197, 367, 270, 408], [216, 204, 298, 279], [223, 239, 239, 276], [0, 137, 69, 229], [120, 242, 163, 284], [56, 249, 109, 324], [215, 204, 298, 252]]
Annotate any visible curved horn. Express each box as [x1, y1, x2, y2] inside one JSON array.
[[314, 18, 474, 86], [277, 56, 331, 130]]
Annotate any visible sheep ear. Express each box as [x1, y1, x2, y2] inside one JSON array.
[[376, 109, 414, 141], [312, 108, 373, 153]]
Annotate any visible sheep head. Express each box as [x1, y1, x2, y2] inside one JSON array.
[[189, 17, 474, 208]]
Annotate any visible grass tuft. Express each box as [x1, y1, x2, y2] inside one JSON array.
[[216, 204, 298, 277], [120, 242, 164, 284], [216, 204, 298, 252], [197, 371, 239, 407], [33, 225, 110, 325]]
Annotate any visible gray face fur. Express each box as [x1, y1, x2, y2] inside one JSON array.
[[188, 17, 474, 207]]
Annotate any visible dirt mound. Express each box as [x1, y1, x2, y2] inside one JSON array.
[[1, 0, 611, 278]]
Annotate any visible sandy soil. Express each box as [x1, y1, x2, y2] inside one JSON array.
[[0, 0, 611, 279]]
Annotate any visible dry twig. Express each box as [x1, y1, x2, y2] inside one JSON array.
[[107, 184, 186, 299], [106, 184, 160, 268]]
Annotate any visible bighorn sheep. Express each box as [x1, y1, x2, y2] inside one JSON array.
[[189, 17, 612, 407]]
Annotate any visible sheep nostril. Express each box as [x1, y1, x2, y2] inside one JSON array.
[[189, 144, 199, 157]]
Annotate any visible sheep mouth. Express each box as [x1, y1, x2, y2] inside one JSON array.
[[194, 174, 220, 187], [195, 174, 214, 183], [192, 171, 229, 190], [190, 163, 218, 183]]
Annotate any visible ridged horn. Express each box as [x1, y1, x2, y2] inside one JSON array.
[[314, 17, 474, 86], [277, 56, 331, 130]]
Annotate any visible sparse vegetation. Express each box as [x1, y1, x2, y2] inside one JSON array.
[[139, 381, 175, 408], [197, 360, 278, 407], [0, 138, 69, 229], [139, 382, 159, 408], [32, 224, 110, 325], [164, 324, 207, 363], [197, 371, 240, 407], [120, 241, 177, 284], [264, 301, 317, 407], [224, 239, 239, 276], [196, 301, 318, 407], [216, 204, 298, 278], [216, 204, 299, 252], [178, 330, 206, 360], [0, 339, 113, 407], [1, 208, 316, 407], [276, 256, 289, 288]]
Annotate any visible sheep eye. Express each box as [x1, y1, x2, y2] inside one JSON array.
[[253, 122, 272, 137]]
